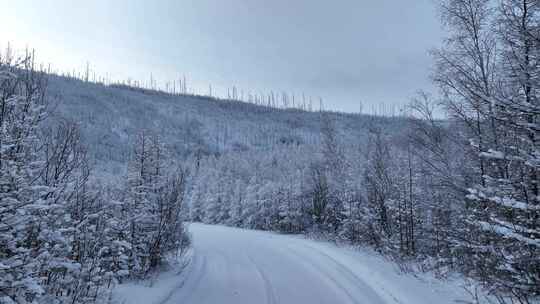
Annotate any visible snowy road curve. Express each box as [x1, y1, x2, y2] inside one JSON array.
[[164, 224, 467, 304]]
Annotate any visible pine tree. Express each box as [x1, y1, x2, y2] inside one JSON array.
[[0, 51, 50, 303]]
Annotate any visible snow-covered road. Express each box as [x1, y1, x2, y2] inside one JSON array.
[[161, 223, 470, 304]]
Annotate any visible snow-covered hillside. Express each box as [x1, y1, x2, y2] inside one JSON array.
[[46, 75, 400, 177]]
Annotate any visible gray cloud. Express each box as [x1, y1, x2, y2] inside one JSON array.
[[2, 0, 443, 112]]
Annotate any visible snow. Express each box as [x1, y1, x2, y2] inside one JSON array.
[[479, 149, 506, 160], [45, 75, 393, 180], [478, 219, 540, 246], [112, 249, 193, 304], [467, 188, 540, 211], [115, 223, 479, 304]]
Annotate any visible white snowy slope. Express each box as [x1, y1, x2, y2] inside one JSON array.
[[122, 223, 474, 304]]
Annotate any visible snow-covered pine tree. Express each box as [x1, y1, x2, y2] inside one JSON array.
[[363, 126, 398, 250], [124, 132, 189, 277], [318, 113, 346, 233], [0, 51, 51, 304], [36, 120, 95, 303]]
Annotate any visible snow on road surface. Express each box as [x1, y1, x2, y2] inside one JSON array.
[[116, 223, 475, 304]]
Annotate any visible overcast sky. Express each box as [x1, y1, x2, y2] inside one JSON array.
[[0, 0, 443, 113]]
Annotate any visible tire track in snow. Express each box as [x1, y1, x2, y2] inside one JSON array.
[[212, 249, 236, 293], [164, 252, 208, 304], [156, 251, 196, 304], [247, 254, 278, 304], [284, 246, 363, 304], [297, 243, 403, 304]]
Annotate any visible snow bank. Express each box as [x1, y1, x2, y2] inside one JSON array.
[[112, 249, 194, 304]]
